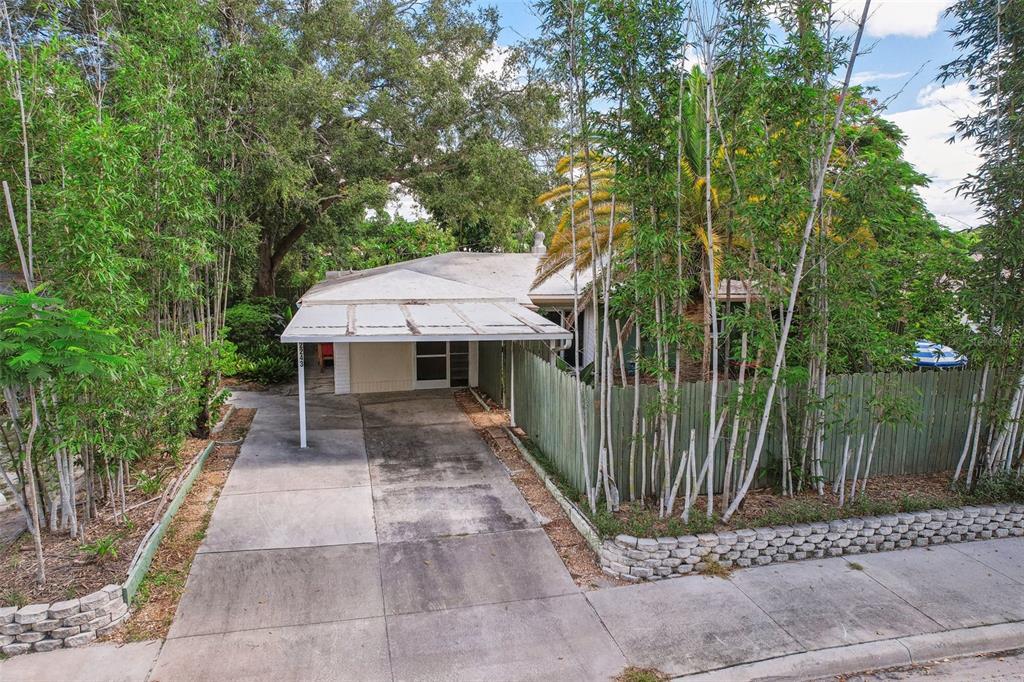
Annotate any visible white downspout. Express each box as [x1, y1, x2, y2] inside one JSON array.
[[298, 343, 307, 448]]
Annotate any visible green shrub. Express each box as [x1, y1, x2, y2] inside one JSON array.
[[224, 299, 296, 384], [80, 534, 120, 562], [225, 299, 288, 354], [135, 470, 166, 496], [963, 473, 1024, 505]]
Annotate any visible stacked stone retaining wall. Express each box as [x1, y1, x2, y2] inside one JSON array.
[[601, 504, 1024, 582], [0, 585, 128, 655]]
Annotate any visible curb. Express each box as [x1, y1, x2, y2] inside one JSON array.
[[673, 621, 1024, 681], [500, 425, 603, 555]]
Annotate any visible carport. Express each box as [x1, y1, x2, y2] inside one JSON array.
[[280, 268, 570, 447]]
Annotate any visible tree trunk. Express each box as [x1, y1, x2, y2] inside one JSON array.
[[254, 238, 277, 298]]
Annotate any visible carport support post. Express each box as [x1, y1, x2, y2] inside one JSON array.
[[297, 343, 307, 448]]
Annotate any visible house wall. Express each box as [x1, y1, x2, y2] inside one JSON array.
[[333, 343, 351, 394], [342, 341, 480, 394], [350, 342, 415, 393]]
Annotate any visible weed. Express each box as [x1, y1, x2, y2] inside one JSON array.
[[617, 667, 667, 682], [700, 558, 733, 579], [2, 590, 27, 608], [136, 469, 166, 496], [848, 561, 865, 571], [897, 494, 954, 513], [962, 473, 1024, 505], [592, 509, 621, 537], [80, 534, 120, 562]]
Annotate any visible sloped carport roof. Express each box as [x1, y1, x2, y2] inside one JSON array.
[[281, 269, 570, 343]]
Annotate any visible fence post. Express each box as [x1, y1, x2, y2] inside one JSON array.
[[510, 342, 516, 427]]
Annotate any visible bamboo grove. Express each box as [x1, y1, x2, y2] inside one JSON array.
[[534, 0, 1020, 520], [0, 0, 557, 585]]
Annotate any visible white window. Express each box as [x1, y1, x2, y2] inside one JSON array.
[[413, 341, 472, 389]]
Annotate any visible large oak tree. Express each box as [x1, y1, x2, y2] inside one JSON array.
[[208, 0, 557, 297]]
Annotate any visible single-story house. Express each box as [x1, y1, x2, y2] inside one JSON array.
[[280, 241, 581, 445], [279, 235, 759, 445]]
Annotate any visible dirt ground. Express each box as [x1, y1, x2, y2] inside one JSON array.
[[0, 403, 240, 608], [114, 407, 254, 642], [454, 389, 618, 589]]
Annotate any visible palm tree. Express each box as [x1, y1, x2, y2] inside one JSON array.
[[533, 68, 724, 296]]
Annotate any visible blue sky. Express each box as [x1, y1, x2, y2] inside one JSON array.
[[474, 1, 980, 230]]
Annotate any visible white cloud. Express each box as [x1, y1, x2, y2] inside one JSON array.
[[386, 184, 429, 221], [886, 81, 982, 230], [834, 0, 952, 38], [478, 46, 512, 81], [850, 70, 910, 86]]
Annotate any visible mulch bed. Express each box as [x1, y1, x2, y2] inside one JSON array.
[[453, 390, 620, 589], [603, 471, 963, 538], [0, 403, 239, 608], [115, 407, 254, 642]]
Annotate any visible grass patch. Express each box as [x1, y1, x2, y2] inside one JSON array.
[[591, 505, 716, 539], [960, 473, 1024, 506], [2, 590, 27, 608], [617, 667, 667, 682], [700, 558, 733, 579], [745, 493, 960, 529], [133, 569, 187, 609]]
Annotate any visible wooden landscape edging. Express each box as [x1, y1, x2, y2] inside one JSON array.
[[468, 384, 602, 553], [503, 425, 603, 554], [122, 440, 216, 603]]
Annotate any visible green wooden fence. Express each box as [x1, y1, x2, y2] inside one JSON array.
[[488, 343, 982, 498]]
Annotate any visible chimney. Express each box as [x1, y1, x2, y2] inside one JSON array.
[[531, 231, 547, 255]]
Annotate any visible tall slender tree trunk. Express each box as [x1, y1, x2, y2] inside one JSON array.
[[723, 0, 871, 521]]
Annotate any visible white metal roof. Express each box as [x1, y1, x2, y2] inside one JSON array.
[[304, 252, 543, 307], [281, 265, 570, 343], [281, 300, 569, 343], [302, 269, 511, 305]]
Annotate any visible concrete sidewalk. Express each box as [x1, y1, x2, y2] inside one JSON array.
[[590, 537, 1024, 678], [4, 389, 1023, 681]]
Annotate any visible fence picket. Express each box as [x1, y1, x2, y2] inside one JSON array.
[[490, 344, 980, 499]]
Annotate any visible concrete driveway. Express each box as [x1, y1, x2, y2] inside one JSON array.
[[5, 387, 1024, 681], [150, 390, 625, 682]]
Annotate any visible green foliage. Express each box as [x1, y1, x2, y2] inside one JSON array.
[[224, 300, 289, 357], [0, 292, 121, 386], [224, 299, 295, 385], [591, 506, 715, 539], [960, 473, 1024, 506], [79, 534, 120, 562], [135, 470, 166, 496], [342, 218, 458, 270]]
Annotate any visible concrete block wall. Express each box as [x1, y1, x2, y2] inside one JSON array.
[[601, 504, 1024, 582], [0, 585, 128, 656]]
